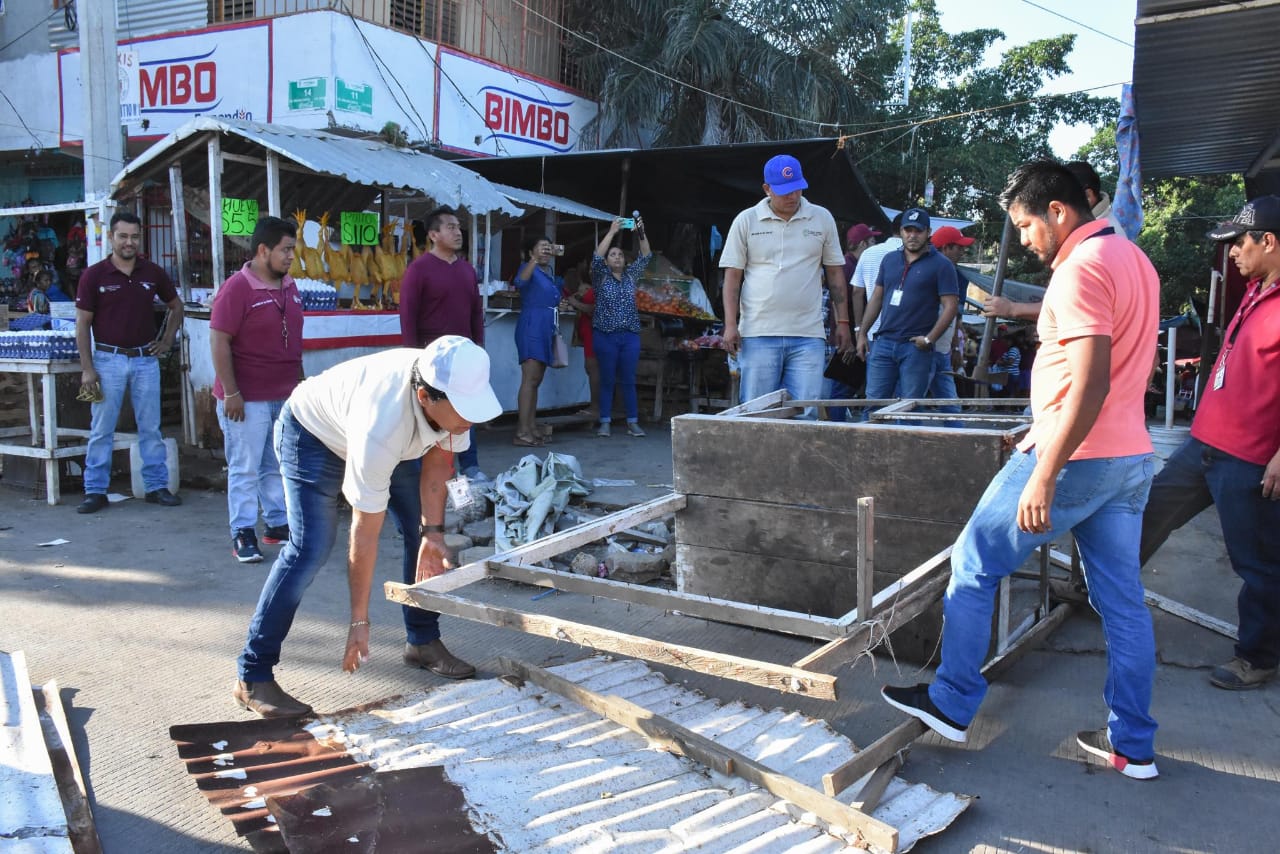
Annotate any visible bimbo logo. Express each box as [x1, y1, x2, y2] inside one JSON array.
[[481, 86, 574, 152], [139, 47, 221, 114]]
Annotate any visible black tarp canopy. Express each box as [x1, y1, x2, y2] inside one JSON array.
[[459, 137, 889, 233]]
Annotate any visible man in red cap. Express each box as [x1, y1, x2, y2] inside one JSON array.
[[929, 226, 976, 422]]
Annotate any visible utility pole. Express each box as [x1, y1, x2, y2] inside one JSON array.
[[81, 0, 124, 261]]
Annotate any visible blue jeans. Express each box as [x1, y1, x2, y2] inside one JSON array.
[[84, 351, 168, 494], [595, 329, 640, 423], [930, 350, 962, 427], [821, 376, 856, 422], [738, 336, 825, 416], [931, 449, 1158, 760], [1140, 437, 1280, 669], [865, 337, 935, 400], [218, 398, 287, 536], [237, 404, 440, 682]]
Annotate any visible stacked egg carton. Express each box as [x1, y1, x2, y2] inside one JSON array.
[[0, 329, 78, 361], [295, 279, 338, 311]]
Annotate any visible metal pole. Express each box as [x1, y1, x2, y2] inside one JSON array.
[[1164, 325, 1177, 429], [208, 137, 225, 290], [974, 215, 1016, 393]]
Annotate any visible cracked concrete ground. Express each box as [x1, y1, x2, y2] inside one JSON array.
[[2, 418, 1278, 853]]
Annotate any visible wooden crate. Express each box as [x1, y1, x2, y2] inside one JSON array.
[[672, 411, 1017, 661]]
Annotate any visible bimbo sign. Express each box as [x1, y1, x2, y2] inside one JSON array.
[[59, 22, 271, 143], [436, 48, 597, 156]]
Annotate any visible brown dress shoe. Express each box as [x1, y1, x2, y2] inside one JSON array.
[[233, 679, 313, 718], [403, 640, 476, 679]]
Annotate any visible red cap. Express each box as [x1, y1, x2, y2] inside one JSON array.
[[930, 225, 975, 248], [846, 224, 882, 246]]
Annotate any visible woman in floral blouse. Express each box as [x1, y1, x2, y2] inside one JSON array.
[[590, 215, 652, 437]]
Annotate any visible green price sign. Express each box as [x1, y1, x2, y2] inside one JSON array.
[[340, 211, 379, 246], [335, 78, 373, 115], [222, 197, 259, 236]]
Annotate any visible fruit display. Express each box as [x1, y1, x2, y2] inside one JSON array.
[[635, 274, 717, 320]]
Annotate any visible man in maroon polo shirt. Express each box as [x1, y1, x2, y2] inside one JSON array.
[[398, 206, 486, 479], [74, 212, 185, 514]]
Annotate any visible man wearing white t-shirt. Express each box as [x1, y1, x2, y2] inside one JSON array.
[[721, 155, 851, 410], [233, 336, 502, 718]]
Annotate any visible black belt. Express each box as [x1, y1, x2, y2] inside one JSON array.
[[95, 343, 149, 357]]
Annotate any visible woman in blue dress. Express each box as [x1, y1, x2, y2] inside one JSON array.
[[513, 235, 561, 446], [590, 215, 652, 437]]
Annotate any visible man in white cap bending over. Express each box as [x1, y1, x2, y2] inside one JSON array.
[[234, 335, 502, 718]]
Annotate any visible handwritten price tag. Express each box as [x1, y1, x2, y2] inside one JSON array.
[[221, 198, 259, 236], [340, 211, 380, 246]]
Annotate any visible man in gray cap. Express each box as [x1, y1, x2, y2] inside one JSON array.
[[233, 335, 503, 718]]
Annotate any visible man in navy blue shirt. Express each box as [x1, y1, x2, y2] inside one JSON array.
[[856, 208, 959, 399]]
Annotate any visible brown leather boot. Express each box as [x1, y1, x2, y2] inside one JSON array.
[[233, 679, 313, 718], [403, 640, 476, 679]]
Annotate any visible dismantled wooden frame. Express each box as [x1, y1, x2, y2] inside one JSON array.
[[386, 491, 963, 703]]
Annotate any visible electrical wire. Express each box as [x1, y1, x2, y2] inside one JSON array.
[[337, 1, 432, 142], [402, 23, 511, 155], [0, 87, 45, 150], [0, 6, 65, 55], [1016, 0, 1134, 48]]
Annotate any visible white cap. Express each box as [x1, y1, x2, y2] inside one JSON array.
[[416, 336, 502, 424]]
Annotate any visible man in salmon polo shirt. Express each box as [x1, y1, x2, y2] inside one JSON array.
[[881, 159, 1162, 780], [210, 216, 305, 564]]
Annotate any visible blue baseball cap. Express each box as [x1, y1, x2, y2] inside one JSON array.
[[763, 155, 808, 194], [901, 208, 931, 231]]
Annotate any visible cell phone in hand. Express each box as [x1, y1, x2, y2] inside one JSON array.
[[618, 218, 635, 230], [552, 244, 565, 256]]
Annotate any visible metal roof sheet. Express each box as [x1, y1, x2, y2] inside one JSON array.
[[1133, 1, 1280, 177], [112, 118, 523, 216], [491, 182, 615, 222], [171, 659, 969, 852]]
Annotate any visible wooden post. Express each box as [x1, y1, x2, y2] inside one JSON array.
[[265, 151, 281, 217], [168, 163, 190, 302], [974, 215, 1015, 393], [207, 136, 225, 291], [856, 497, 874, 624]]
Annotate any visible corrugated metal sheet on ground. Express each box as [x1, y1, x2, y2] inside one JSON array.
[[172, 659, 969, 852]]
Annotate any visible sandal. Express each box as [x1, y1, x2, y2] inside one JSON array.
[[512, 435, 543, 447]]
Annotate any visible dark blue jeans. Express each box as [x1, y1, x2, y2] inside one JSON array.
[[594, 329, 640, 423], [1140, 437, 1280, 669], [237, 404, 440, 683]]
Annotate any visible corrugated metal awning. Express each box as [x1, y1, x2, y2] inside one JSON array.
[[490, 182, 615, 222], [1134, 0, 1280, 178], [111, 118, 523, 216]]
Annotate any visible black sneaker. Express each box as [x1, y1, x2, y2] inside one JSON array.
[[261, 524, 290, 546], [233, 528, 264, 563], [881, 683, 968, 742], [1076, 729, 1158, 780]]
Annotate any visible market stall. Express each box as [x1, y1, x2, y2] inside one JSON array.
[[107, 118, 605, 446]]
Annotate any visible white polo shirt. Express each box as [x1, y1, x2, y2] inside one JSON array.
[[720, 197, 844, 338], [288, 348, 470, 513], [851, 236, 902, 337]]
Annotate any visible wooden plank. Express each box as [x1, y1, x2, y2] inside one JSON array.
[[856, 498, 875, 627], [488, 561, 844, 640], [718, 388, 789, 416], [386, 585, 839, 700], [849, 751, 906, 810], [821, 603, 1074, 797], [415, 493, 686, 594], [1046, 548, 1237, 640], [797, 550, 953, 672], [671, 415, 1007, 523], [499, 657, 899, 853], [34, 681, 102, 854]]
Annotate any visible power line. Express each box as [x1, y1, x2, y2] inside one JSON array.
[[0, 6, 65, 55], [0, 87, 45, 150], [1016, 0, 1134, 48], [337, 2, 432, 142]]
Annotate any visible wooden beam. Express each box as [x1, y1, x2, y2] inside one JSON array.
[[1046, 549, 1237, 640], [412, 493, 686, 594], [207, 136, 224, 290], [168, 164, 190, 302], [717, 388, 789, 416], [265, 151, 281, 217], [488, 560, 844, 640], [499, 657, 899, 853], [856, 497, 874, 628], [386, 585, 839, 699], [821, 603, 1074, 797], [851, 751, 905, 813], [34, 681, 102, 854]]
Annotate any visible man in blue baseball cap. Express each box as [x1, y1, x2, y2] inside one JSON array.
[[720, 154, 852, 413]]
